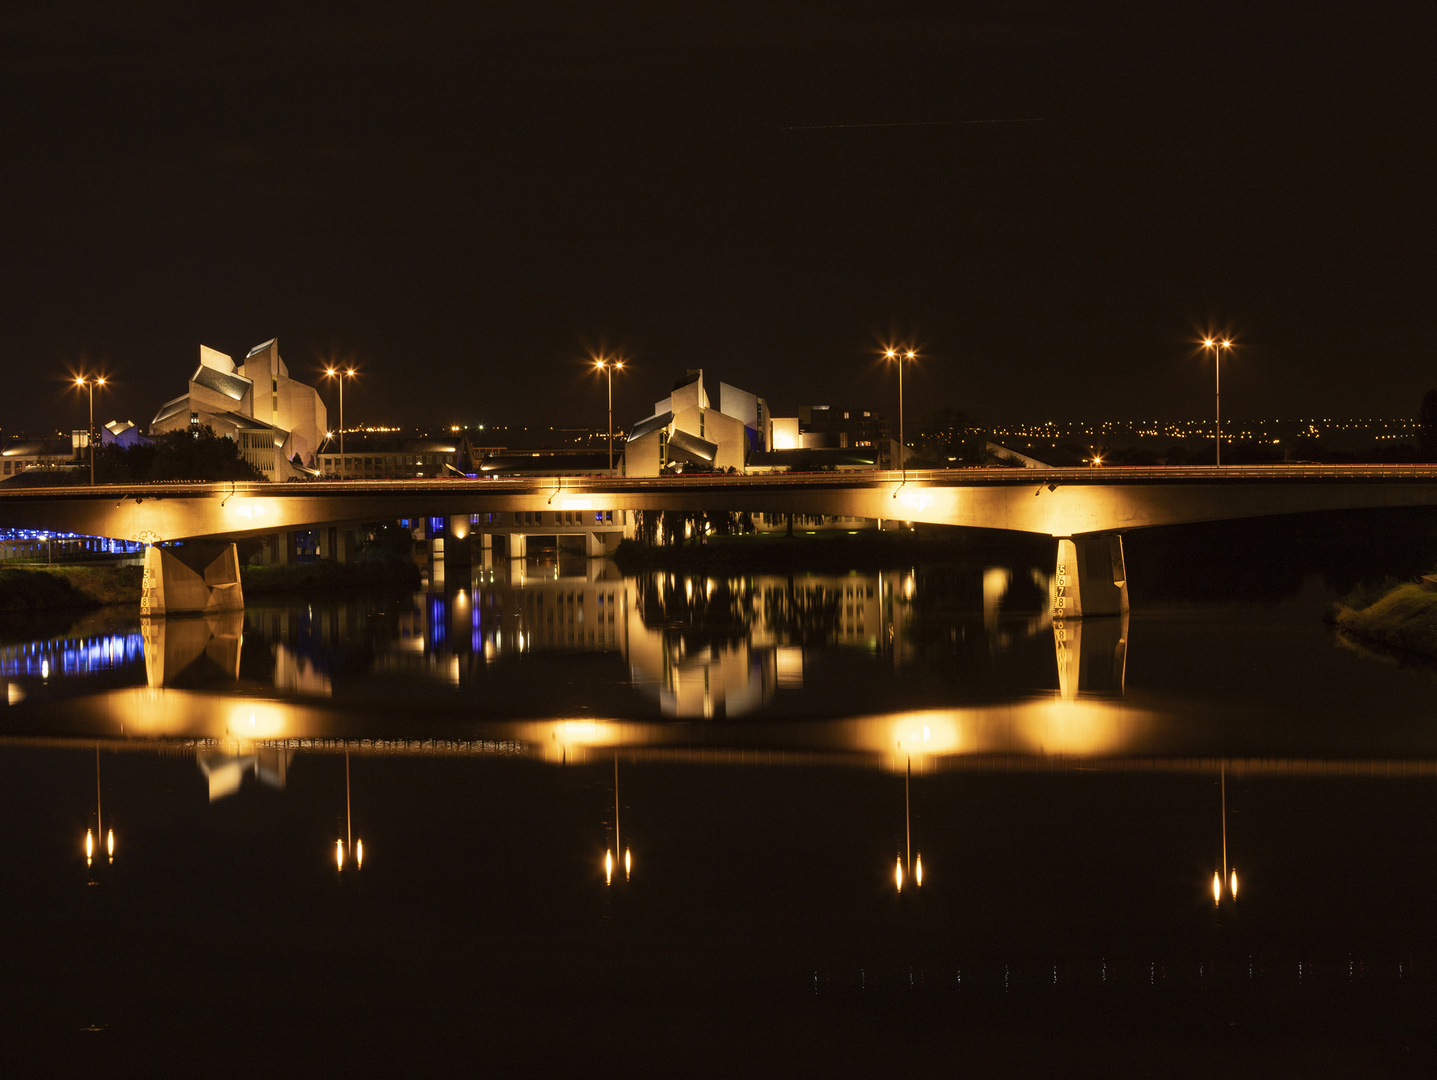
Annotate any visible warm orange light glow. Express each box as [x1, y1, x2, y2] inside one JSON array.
[[325, 367, 337, 376], [75, 376, 85, 386], [614, 361, 624, 370], [1203, 338, 1214, 348], [915, 853, 923, 887], [356, 839, 364, 869], [884, 348, 897, 359], [336, 839, 345, 871], [904, 350, 915, 360], [85, 828, 94, 864], [106, 829, 114, 861], [346, 368, 355, 376], [95, 376, 106, 386], [605, 849, 614, 886], [624, 847, 632, 880], [895, 856, 904, 892], [1230, 869, 1238, 898], [1212, 871, 1221, 906]]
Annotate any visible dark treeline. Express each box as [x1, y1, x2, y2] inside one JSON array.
[[81, 427, 266, 484]]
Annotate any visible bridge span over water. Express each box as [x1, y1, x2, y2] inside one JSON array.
[[4, 464, 1437, 616]]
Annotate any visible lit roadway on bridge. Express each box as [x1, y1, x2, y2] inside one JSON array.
[[3, 465, 1437, 544]]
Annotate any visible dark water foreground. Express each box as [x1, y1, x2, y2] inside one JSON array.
[[3, 519, 1437, 1077]]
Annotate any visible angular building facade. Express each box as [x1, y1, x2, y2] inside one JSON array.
[[150, 340, 328, 480], [624, 370, 770, 476]]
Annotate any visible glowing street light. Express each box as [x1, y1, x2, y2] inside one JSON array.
[[883, 347, 917, 482], [1202, 338, 1232, 467], [74, 373, 107, 485], [594, 355, 625, 474], [322, 366, 358, 479]]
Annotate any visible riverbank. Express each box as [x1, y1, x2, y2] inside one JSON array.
[[1331, 581, 1437, 661], [610, 529, 1053, 574], [0, 556, 421, 613], [0, 565, 143, 612]]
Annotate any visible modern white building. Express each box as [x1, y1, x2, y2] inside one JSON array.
[[624, 370, 771, 476], [150, 340, 328, 480]]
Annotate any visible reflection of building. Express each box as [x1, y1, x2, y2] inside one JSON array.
[[625, 370, 770, 475], [150, 340, 328, 479], [464, 567, 912, 718]]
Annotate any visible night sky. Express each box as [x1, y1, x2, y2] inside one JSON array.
[[2, 2, 1433, 435]]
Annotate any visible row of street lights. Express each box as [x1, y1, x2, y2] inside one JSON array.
[[67, 333, 1235, 489]]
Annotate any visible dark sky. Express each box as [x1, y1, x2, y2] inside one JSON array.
[[2, 1, 1433, 435]]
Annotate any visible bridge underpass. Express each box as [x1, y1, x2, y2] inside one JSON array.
[[4, 464, 1437, 616]]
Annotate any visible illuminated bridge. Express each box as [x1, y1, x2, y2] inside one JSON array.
[[3, 464, 1437, 616]]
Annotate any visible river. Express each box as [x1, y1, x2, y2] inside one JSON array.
[[3, 531, 1436, 1075]]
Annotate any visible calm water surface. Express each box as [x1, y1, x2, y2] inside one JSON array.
[[4, 543, 1437, 1076]]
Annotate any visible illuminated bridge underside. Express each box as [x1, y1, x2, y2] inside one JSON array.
[[3, 465, 1437, 544]]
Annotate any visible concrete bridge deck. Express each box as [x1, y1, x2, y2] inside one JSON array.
[[5, 464, 1436, 617], [4, 464, 1437, 543]]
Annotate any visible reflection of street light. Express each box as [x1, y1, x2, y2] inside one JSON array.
[[335, 751, 364, 872], [1212, 763, 1237, 905], [84, 746, 113, 868], [594, 356, 625, 473], [1201, 338, 1232, 467], [605, 756, 633, 885], [322, 366, 358, 479], [883, 347, 917, 480], [893, 756, 923, 891], [74, 374, 107, 485]]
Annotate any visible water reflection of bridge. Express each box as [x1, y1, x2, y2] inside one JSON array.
[[5, 560, 1432, 795]]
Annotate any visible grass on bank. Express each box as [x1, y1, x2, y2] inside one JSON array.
[[0, 565, 144, 611], [1332, 581, 1437, 661], [240, 553, 421, 595], [0, 554, 420, 612]]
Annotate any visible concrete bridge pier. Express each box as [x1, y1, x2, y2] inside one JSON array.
[[140, 542, 245, 617], [1053, 611, 1130, 699], [1052, 533, 1128, 618], [318, 527, 356, 564], [258, 531, 300, 566], [445, 515, 473, 568], [509, 533, 528, 559]]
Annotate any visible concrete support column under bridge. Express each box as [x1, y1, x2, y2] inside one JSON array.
[[1051, 533, 1128, 618]]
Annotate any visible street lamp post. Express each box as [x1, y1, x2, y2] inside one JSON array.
[[1203, 338, 1232, 467], [74, 374, 106, 485], [323, 367, 357, 479], [595, 357, 625, 474], [884, 347, 917, 478]]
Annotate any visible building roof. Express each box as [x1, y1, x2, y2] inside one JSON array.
[[627, 411, 673, 442], [152, 394, 191, 425], [666, 429, 718, 465], [191, 364, 252, 402]]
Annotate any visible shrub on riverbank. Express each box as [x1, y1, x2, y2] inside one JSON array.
[[611, 529, 1050, 574], [0, 566, 143, 611], [1332, 582, 1437, 660], [240, 553, 422, 595]]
